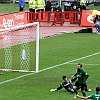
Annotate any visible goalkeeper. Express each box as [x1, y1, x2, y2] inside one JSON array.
[[50, 76, 74, 93]]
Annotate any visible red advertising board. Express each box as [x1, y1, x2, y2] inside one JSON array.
[[81, 10, 100, 27], [0, 11, 28, 29]]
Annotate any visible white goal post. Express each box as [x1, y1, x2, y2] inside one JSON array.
[[0, 22, 39, 72]]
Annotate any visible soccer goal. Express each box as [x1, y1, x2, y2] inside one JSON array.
[[0, 22, 39, 72]]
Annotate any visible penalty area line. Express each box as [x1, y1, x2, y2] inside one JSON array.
[[0, 51, 100, 85], [66, 63, 100, 66]]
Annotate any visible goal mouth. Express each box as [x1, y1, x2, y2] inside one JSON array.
[[0, 22, 39, 72]]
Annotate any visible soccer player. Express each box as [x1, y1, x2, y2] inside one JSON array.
[[76, 87, 100, 100], [71, 63, 89, 97], [71, 74, 91, 92], [50, 76, 74, 93]]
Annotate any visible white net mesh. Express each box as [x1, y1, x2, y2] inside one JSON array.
[[0, 22, 39, 72]]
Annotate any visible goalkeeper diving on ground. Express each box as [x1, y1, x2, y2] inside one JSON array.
[[50, 76, 74, 93], [50, 75, 91, 93]]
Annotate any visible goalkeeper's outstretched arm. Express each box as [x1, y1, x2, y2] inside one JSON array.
[[50, 88, 57, 92], [50, 84, 63, 92]]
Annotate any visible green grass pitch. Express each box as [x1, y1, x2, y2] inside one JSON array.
[[0, 3, 100, 100], [0, 33, 100, 100]]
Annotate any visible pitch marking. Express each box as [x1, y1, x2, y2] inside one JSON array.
[[67, 63, 100, 66], [0, 52, 100, 85]]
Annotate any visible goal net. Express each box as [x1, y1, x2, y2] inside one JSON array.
[[0, 22, 39, 72]]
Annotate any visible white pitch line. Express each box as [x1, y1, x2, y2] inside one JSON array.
[[0, 51, 100, 85], [66, 63, 100, 66]]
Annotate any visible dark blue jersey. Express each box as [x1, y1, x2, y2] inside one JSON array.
[[53, 6, 62, 12], [57, 80, 74, 93]]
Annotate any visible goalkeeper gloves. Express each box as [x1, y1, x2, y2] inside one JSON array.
[[50, 89, 57, 92]]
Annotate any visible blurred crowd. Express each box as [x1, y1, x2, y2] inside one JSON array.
[[18, 0, 100, 33], [18, 0, 86, 12]]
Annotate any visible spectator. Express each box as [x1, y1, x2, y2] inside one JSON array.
[[29, 0, 36, 12], [71, 0, 80, 10], [45, 0, 52, 21], [36, 0, 45, 20], [64, 2, 71, 21], [80, 3, 86, 12], [53, 3, 62, 22], [45, 0, 52, 11], [93, 15, 100, 34], [29, 0, 36, 21], [64, 2, 71, 11], [70, 5, 80, 24], [53, 3, 62, 12], [18, 0, 25, 11], [71, 5, 79, 11]]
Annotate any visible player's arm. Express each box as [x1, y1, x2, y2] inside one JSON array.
[[71, 74, 76, 79], [56, 84, 63, 90], [50, 88, 57, 92], [76, 94, 88, 100], [50, 84, 63, 92], [71, 72, 78, 83], [85, 73, 89, 79], [71, 69, 78, 78], [71, 77, 77, 83]]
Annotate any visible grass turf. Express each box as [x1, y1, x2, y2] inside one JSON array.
[[0, 3, 100, 100], [0, 33, 100, 100]]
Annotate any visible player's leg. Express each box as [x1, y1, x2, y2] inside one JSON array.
[[67, 84, 74, 93], [81, 84, 86, 97], [73, 81, 80, 95], [95, 24, 100, 33], [85, 84, 91, 92]]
